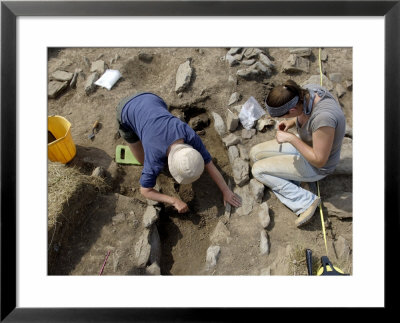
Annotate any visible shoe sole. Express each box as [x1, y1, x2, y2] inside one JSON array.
[[295, 198, 321, 227]]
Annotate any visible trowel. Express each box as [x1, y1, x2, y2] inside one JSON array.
[[88, 120, 99, 140]]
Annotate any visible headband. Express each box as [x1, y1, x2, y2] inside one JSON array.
[[265, 95, 299, 117]]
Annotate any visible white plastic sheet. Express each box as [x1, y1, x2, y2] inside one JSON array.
[[95, 69, 122, 90], [238, 96, 266, 130]]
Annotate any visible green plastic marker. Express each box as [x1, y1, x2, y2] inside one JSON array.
[[115, 145, 141, 165]]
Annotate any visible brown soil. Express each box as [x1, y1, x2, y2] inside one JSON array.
[[48, 47, 352, 276]]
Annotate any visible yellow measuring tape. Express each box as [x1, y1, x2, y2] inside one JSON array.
[[317, 48, 329, 257]]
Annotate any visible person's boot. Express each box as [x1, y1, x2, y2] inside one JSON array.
[[295, 197, 321, 227]]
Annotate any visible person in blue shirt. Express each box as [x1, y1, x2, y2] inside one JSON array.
[[116, 92, 242, 213]]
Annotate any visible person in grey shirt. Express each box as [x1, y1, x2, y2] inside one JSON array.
[[250, 80, 346, 228]]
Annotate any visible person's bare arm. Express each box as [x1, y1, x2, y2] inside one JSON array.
[[204, 161, 242, 207], [276, 126, 335, 168], [140, 187, 188, 213]]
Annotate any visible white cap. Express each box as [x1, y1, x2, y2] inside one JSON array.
[[168, 144, 204, 184]]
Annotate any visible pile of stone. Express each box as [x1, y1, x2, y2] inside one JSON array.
[[225, 47, 275, 80], [48, 53, 123, 99]]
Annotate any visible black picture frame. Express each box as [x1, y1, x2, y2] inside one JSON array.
[[1, 1, 398, 321]]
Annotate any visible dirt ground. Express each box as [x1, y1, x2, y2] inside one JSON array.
[[48, 47, 352, 276]]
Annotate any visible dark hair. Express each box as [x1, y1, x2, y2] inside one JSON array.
[[266, 80, 308, 108]]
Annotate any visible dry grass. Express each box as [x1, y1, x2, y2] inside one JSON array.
[[287, 245, 320, 276], [47, 161, 108, 230]]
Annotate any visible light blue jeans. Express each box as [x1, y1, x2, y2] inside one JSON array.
[[250, 139, 326, 215]]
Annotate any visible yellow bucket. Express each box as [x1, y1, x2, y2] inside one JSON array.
[[48, 115, 76, 164]]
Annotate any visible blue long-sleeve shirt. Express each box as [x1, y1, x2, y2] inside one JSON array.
[[119, 93, 212, 188]]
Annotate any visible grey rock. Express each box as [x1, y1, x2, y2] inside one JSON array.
[[289, 48, 312, 57], [320, 49, 328, 61], [138, 53, 154, 63], [345, 80, 353, 91], [149, 226, 161, 265], [228, 92, 242, 105], [282, 54, 310, 73], [48, 80, 68, 99], [84, 72, 99, 95], [51, 70, 74, 82], [175, 60, 193, 93], [222, 133, 241, 147], [303, 75, 334, 91], [256, 118, 275, 132], [243, 47, 263, 59], [233, 185, 254, 216], [233, 53, 244, 61], [143, 206, 159, 228], [250, 179, 264, 204], [231, 104, 243, 115], [334, 137, 352, 174], [237, 144, 249, 161], [110, 53, 120, 65], [206, 246, 221, 270], [253, 61, 268, 73], [228, 145, 239, 164], [336, 83, 346, 98], [69, 69, 80, 89], [91, 166, 106, 178], [112, 213, 126, 225], [334, 236, 351, 262], [146, 262, 161, 275], [189, 113, 210, 131], [225, 54, 240, 67], [236, 67, 259, 80], [260, 230, 270, 255], [211, 112, 226, 137], [210, 221, 231, 245], [232, 158, 249, 187], [329, 72, 343, 83], [345, 122, 353, 138], [258, 53, 275, 68], [90, 60, 107, 74], [243, 59, 256, 66], [134, 229, 151, 268], [242, 128, 256, 139], [258, 202, 270, 228], [83, 56, 91, 68], [226, 109, 239, 132], [323, 192, 352, 219], [225, 54, 242, 67], [147, 199, 160, 206], [228, 48, 242, 55]]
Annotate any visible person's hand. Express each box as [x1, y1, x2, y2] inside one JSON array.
[[172, 198, 189, 213], [276, 130, 294, 144], [278, 119, 294, 131], [223, 189, 242, 208]]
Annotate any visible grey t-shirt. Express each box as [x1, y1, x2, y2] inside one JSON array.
[[296, 84, 346, 175]]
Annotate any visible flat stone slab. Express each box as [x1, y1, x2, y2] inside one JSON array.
[[51, 70, 74, 82], [48, 80, 68, 99], [233, 185, 254, 216], [282, 54, 310, 74], [90, 60, 107, 74], [232, 158, 249, 187], [211, 112, 226, 137], [222, 133, 241, 147], [175, 59, 193, 93]]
